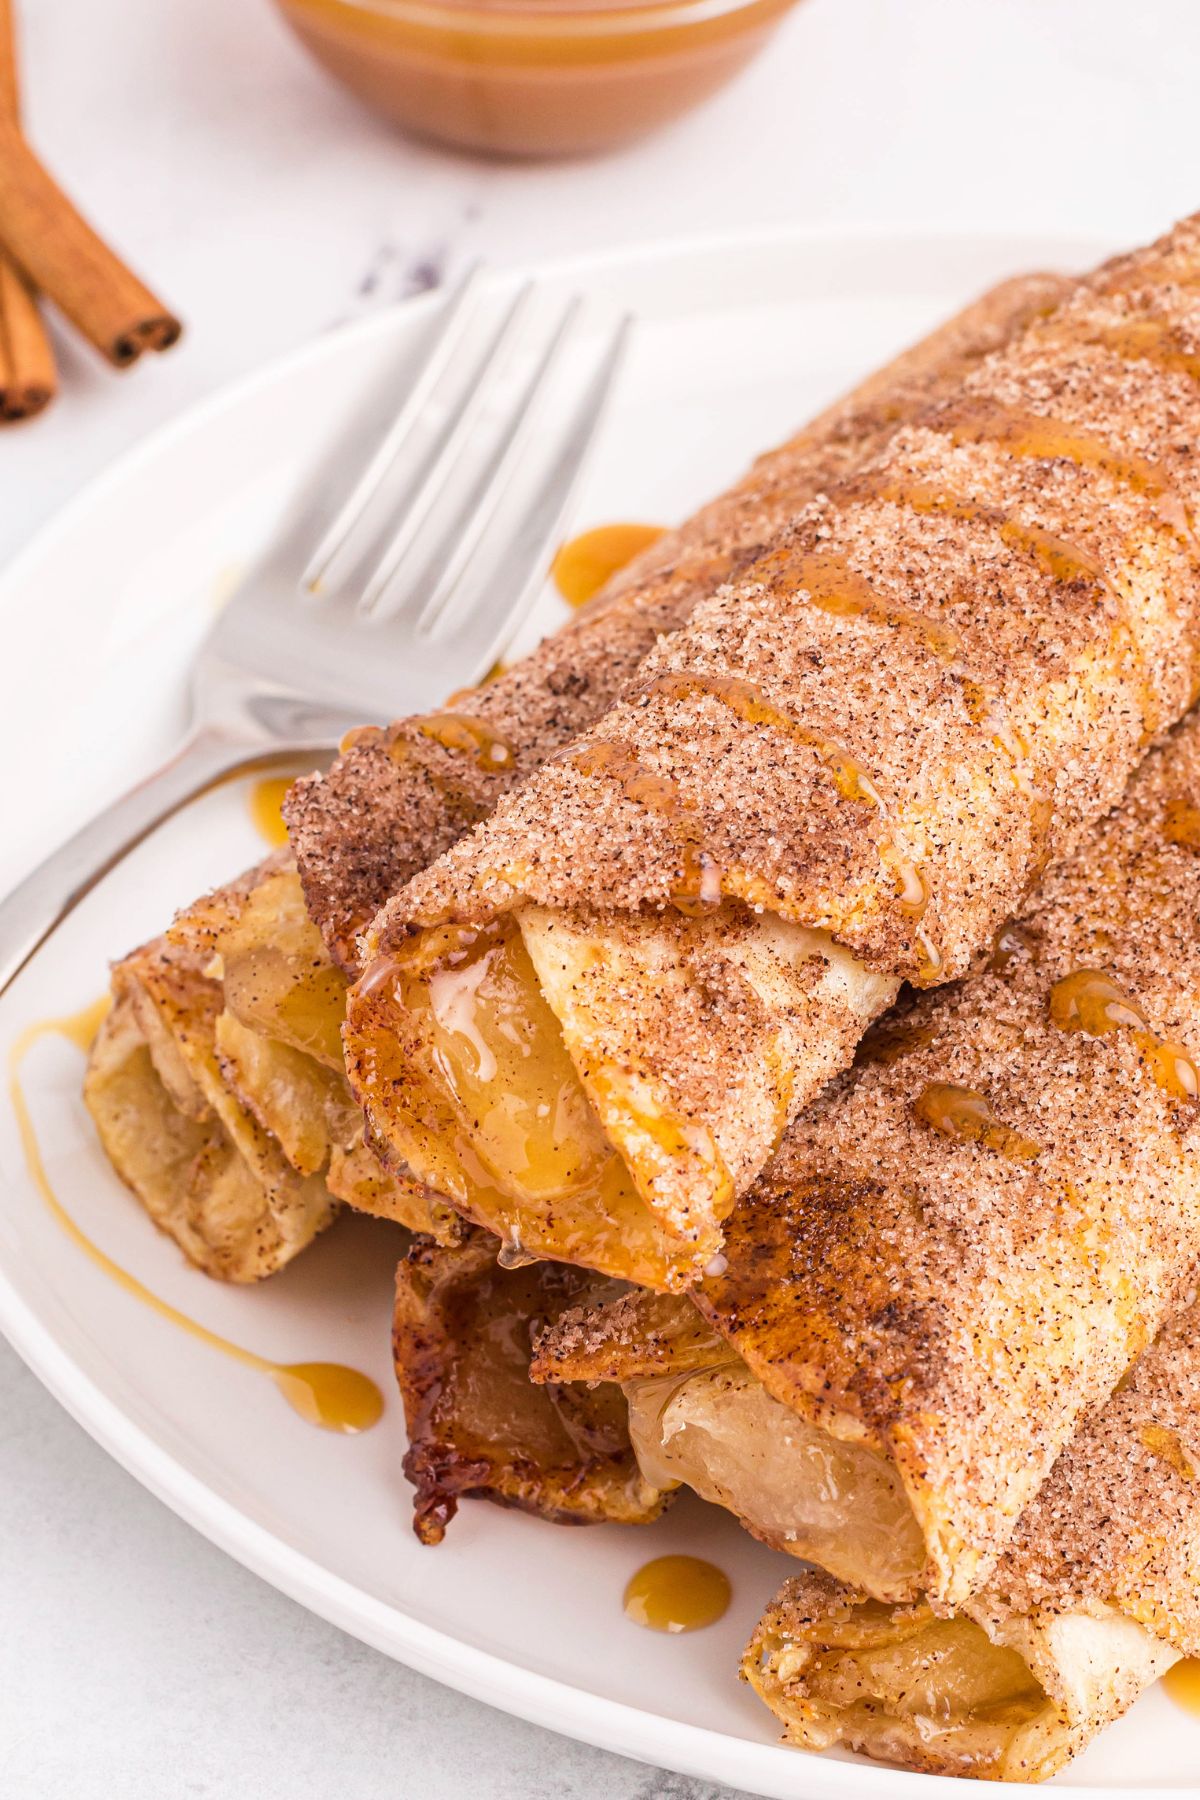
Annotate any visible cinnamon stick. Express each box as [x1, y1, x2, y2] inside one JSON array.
[[0, 0, 54, 420], [0, 0, 180, 371], [0, 253, 54, 419]]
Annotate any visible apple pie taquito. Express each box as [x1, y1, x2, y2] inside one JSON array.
[[533, 706, 1200, 1608], [347, 212, 1200, 1290], [86, 273, 1063, 1280], [286, 270, 1070, 973], [744, 1298, 1200, 1782], [85, 857, 453, 1281]]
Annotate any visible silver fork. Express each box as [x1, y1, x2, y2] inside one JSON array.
[[0, 267, 630, 996]]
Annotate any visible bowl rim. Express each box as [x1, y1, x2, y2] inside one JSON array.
[[276, 0, 801, 43]]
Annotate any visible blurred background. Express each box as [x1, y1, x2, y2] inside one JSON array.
[[1, 0, 1196, 563], [1, 1, 1197, 1795]]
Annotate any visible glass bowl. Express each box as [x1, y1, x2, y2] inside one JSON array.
[[272, 0, 805, 158]]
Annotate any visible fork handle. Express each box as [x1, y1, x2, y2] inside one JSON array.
[[0, 725, 306, 999]]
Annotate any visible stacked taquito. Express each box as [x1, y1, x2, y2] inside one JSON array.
[[86, 272, 1062, 1279], [534, 706, 1200, 1778], [746, 1300, 1200, 1781], [85, 857, 452, 1280], [346, 213, 1200, 1291]]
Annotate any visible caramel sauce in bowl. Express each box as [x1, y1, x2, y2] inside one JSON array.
[[272, 0, 805, 159]]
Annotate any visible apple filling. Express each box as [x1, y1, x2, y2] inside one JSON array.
[[626, 1361, 927, 1598], [748, 1600, 1061, 1779], [373, 918, 682, 1287]]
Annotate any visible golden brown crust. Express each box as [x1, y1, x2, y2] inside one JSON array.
[[392, 1234, 669, 1543], [976, 1300, 1200, 1654], [286, 274, 1072, 972], [388, 218, 1200, 992], [85, 932, 339, 1281], [744, 1303, 1200, 1779], [696, 709, 1200, 1606], [84, 861, 452, 1280]]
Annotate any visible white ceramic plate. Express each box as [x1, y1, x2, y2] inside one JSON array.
[[4, 230, 1187, 1799]]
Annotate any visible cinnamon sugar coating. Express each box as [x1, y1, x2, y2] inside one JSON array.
[[746, 1301, 1200, 1778], [349, 217, 1200, 1282], [387, 216, 1200, 990], [285, 273, 1069, 971], [974, 1299, 1200, 1655], [697, 710, 1200, 1607]]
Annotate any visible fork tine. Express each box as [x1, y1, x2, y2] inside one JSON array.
[[423, 313, 633, 673], [358, 279, 540, 618], [413, 295, 583, 638], [299, 259, 485, 595]]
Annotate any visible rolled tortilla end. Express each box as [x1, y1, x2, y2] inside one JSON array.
[[744, 1572, 1176, 1783]]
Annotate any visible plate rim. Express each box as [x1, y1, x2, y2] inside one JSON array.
[[2, 222, 1154, 1800]]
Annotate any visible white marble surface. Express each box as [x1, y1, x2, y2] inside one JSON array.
[[1, 0, 1197, 1793]]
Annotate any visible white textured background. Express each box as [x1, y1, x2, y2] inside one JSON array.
[[1, 0, 1197, 1793]]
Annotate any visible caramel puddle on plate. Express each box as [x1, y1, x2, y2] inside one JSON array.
[[624, 1555, 731, 1633], [9, 1000, 383, 1434], [248, 775, 296, 848], [1164, 1658, 1200, 1715], [552, 523, 666, 608]]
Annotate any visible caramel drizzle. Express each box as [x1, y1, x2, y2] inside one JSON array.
[[913, 1081, 1041, 1161], [762, 495, 1116, 887], [987, 919, 1036, 974], [855, 1018, 936, 1067], [338, 713, 514, 789], [566, 739, 722, 919], [867, 470, 1157, 760], [1164, 796, 1200, 852], [1140, 1421, 1197, 1481], [415, 711, 515, 771], [791, 546, 961, 662], [1079, 316, 1200, 387], [1048, 967, 1200, 1102], [935, 395, 1193, 543], [11, 1003, 384, 1435], [635, 673, 935, 964]]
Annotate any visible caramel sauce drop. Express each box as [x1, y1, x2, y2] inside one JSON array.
[[1164, 1657, 1200, 1716], [271, 1362, 384, 1432], [10, 1004, 384, 1435], [552, 523, 667, 609], [249, 776, 295, 848], [1164, 797, 1200, 851], [623, 1554, 731, 1634], [988, 920, 1036, 973], [416, 711, 515, 772], [1048, 968, 1200, 1103], [855, 1019, 936, 1067], [1049, 968, 1149, 1036], [1140, 1421, 1197, 1481], [914, 1082, 1041, 1161]]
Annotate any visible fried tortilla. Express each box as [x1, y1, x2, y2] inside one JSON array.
[[287, 272, 1070, 972], [88, 273, 1061, 1284], [356, 261, 1200, 1288], [393, 1233, 668, 1543], [536, 707, 1200, 1607], [745, 1298, 1200, 1782], [84, 860, 451, 1281], [348, 213, 1200, 1290]]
